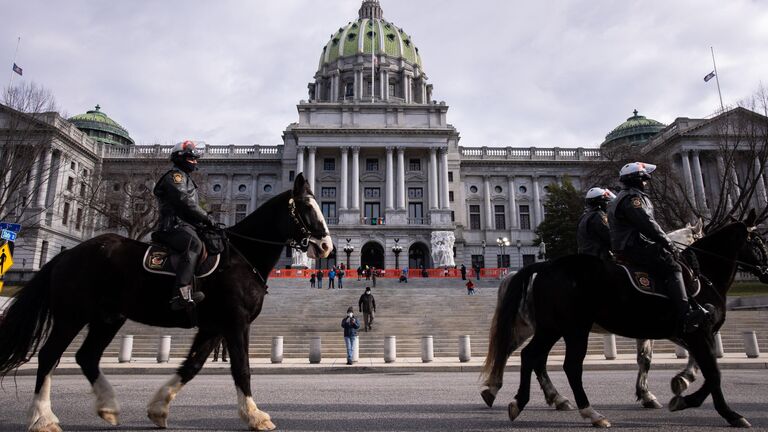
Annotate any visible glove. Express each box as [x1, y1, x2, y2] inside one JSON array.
[[665, 240, 681, 261]]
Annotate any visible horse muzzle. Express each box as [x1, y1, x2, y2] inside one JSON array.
[[307, 236, 333, 259]]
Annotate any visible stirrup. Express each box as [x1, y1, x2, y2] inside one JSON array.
[[170, 285, 204, 311]]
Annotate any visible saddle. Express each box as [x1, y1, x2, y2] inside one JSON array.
[[142, 243, 220, 278], [614, 260, 700, 299]]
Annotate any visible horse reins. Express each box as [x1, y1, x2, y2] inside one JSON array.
[[672, 239, 768, 274]]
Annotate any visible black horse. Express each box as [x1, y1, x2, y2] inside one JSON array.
[[0, 173, 332, 432], [481, 218, 763, 428]]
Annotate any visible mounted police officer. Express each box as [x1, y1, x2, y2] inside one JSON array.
[[153, 140, 212, 310], [608, 162, 701, 335], [577, 187, 615, 261]]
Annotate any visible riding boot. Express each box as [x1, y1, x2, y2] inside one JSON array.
[[170, 285, 205, 311], [667, 272, 697, 335]]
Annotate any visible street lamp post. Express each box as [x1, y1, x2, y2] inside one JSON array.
[[516, 239, 523, 270], [392, 238, 403, 269], [343, 238, 354, 269], [496, 236, 510, 268]]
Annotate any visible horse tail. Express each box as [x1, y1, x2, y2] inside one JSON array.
[[0, 252, 63, 377], [481, 262, 548, 384]]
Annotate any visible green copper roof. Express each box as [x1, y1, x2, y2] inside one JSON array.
[[319, 18, 423, 70], [69, 105, 134, 146], [604, 110, 665, 143]]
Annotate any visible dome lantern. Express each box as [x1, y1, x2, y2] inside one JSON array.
[[359, 0, 383, 19]]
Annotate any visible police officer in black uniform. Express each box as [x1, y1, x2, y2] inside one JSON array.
[[608, 162, 699, 335], [153, 140, 212, 310], [577, 187, 615, 261]]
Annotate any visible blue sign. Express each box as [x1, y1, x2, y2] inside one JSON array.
[[0, 222, 21, 233], [1, 230, 16, 242]]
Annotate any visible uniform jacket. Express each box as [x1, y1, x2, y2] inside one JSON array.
[[577, 207, 612, 258], [153, 167, 209, 231], [341, 316, 360, 337], [358, 293, 376, 313], [608, 186, 671, 252]]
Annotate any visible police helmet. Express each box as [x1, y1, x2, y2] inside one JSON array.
[[170, 140, 202, 160], [585, 187, 616, 207], [619, 162, 656, 183]]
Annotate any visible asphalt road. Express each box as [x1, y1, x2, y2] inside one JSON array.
[[0, 370, 766, 431]]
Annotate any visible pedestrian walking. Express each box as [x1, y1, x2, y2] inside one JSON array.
[[358, 287, 376, 331], [317, 270, 323, 289], [466, 279, 476, 296], [212, 339, 228, 362], [460, 264, 467, 280], [309, 273, 316, 288], [365, 265, 371, 280], [399, 267, 408, 283], [341, 306, 360, 365], [328, 268, 336, 289]]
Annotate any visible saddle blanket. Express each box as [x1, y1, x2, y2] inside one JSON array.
[[142, 244, 220, 278], [616, 263, 700, 299]]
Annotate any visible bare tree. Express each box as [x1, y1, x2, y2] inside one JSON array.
[[0, 83, 59, 229]]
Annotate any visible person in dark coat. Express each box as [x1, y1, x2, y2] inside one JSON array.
[[577, 187, 615, 261], [341, 307, 360, 365], [460, 264, 467, 280], [358, 287, 376, 331], [316, 270, 323, 289], [152, 140, 212, 310], [608, 162, 706, 335]]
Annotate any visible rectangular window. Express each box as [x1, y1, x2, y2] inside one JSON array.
[[408, 202, 424, 224], [62, 202, 70, 225], [519, 204, 531, 230], [408, 158, 421, 171], [107, 203, 119, 228], [40, 240, 49, 267], [289, 170, 295, 181], [323, 158, 335, 171], [494, 205, 506, 230], [407, 187, 423, 200], [364, 187, 381, 199], [497, 254, 510, 268], [469, 204, 481, 230], [70, 161, 76, 170], [80, 182, 87, 198], [389, 83, 396, 97], [448, 171, 454, 182], [449, 191, 454, 202], [344, 82, 354, 98], [235, 203, 247, 223], [75, 208, 83, 230], [451, 210, 455, 222], [321, 202, 337, 219], [66, 177, 74, 192], [364, 202, 381, 224], [365, 158, 379, 171], [471, 254, 485, 270], [321, 187, 337, 198]]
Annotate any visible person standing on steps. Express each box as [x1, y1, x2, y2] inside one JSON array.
[[358, 286, 376, 331], [317, 269, 323, 289], [341, 307, 360, 365]]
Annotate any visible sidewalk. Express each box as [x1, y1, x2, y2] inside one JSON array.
[[12, 353, 767, 376]]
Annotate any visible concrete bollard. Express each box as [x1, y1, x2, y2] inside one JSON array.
[[714, 332, 724, 359], [603, 334, 617, 360], [353, 337, 359, 363], [271, 336, 284, 364], [421, 336, 434, 363], [309, 336, 322, 364], [675, 345, 688, 359], [156, 335, 171, 363], [384, 336, 397, 363], [458, 335, 471, 363], [118, 335, 133, 363], [743, 331, 760, 358]]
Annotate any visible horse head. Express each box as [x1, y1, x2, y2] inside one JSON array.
[[739, 209, 768, 283], [289, 173, 333, 259]]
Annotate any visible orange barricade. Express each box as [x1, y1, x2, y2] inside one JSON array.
[[268, 268, 509, 278]]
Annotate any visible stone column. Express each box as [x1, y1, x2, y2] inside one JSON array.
[[351, 147, 360, 210], [36, 149, 53, 208], [353, 70, 359, 101], [532, 176, 541, 227], [691, 150, 709, 214], [296, 146, 304, 176], [380, 70, 386, 101], [396, 148, 406, 210], [754, 159, 768, 206], [340, 147, 349, 210], [440, 148, 450, 209], [508, 176, 517, 229], [484, 176, 493, 229], [385, 147, 394, 210], [680, 151, 697, 207], [428, 148, 438, 209], [307, 147, 316, 194], [384, 70, 390, 100], [28, 153, 40, 205], [716, 154, 734, 211]]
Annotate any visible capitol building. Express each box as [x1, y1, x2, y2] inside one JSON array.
[[2, 0, 766, 280]]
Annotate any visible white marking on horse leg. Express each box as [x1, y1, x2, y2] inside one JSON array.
[[28, 374, 61, 432], [237, 389, 275, 431], [147, 374, 184, 428], [579, 406, 611, 428], [92, 374, 120, 425]]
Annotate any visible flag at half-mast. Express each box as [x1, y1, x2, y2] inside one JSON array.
[[703, 70, 716, 82], [12, 63, 22, 76]]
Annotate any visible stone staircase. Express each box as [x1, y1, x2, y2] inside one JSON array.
[[59, 277, 768, 361]]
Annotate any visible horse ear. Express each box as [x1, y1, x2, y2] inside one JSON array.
[[293, 173, 306, 196], [694, 218, 703, 232], [745, 208, 758, 227]]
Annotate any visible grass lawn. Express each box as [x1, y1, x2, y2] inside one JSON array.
[[729, 281, 768, 297]]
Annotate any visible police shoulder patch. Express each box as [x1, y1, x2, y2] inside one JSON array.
[[601, 215, 609, 226], [172, 173, 183, 184], [631, 197, 643, 208]]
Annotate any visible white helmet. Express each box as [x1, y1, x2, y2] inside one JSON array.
[[619, 162, 656, 182], [585, 187, 616, 207]]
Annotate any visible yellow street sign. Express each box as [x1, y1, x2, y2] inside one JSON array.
[[0, 242, 13, 276], [0, 280, 4, 293]]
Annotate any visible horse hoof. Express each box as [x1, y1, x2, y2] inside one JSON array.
[[147, 411, 168, 429], [642, 399, 662, 409], [592, 418, 612, 428], [29, 420, 62, 432], [98, 409, 120, 425], [671, 376, 690, 396], [556, 400, 576, 411], [481, 389, 496, 407], [729, 417, 752, 428], [668, 396, 687, 412], [252, 419, 276, 431], [507, 401, 521, 422]]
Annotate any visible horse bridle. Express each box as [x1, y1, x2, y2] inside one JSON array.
[[676, 230, 768, 276]]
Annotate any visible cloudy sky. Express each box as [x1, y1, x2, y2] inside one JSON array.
[[2, 0, 767, 148]]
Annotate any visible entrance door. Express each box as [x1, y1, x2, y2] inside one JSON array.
[[360, 242, 385, 269], [408, 242, 430, 270]]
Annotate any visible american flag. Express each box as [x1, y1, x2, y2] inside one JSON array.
[[703, 71, 716, 82], [12, 63, 22, 76]]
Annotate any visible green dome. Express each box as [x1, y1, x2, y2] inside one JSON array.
[[604, 110, 665, 144], [318, 1, 422, 71], [69, 105, 135, 146]]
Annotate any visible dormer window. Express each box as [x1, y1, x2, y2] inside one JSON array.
[[404, 39, 411, 47], [348, 33, 356, 41], [387, 34, 396, 41], [332, 37, 340, 45]]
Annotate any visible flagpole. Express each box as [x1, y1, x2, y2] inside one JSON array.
[[711, 46, 724, 112], [7, 36, 21, 92]]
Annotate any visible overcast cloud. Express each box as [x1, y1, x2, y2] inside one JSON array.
[[2, 0, 767, 148]]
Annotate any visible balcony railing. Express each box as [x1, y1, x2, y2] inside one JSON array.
[[360, 217, 386, 225], [103, 144, 283, 160], [325, 217, 339, 225], [459, 146, 602, 161], [407, 215, 430, 225]]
